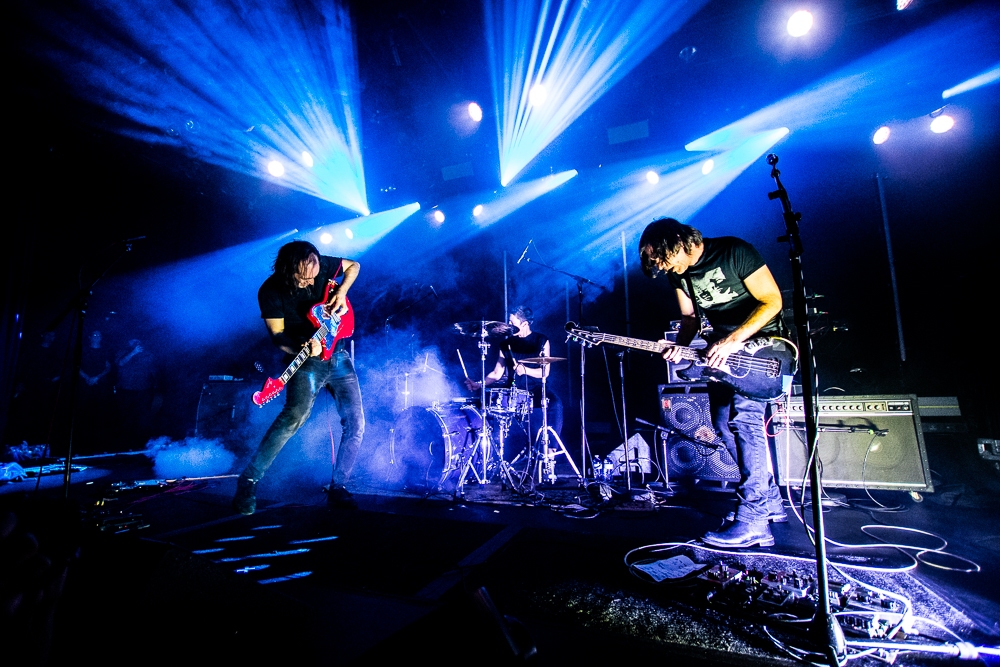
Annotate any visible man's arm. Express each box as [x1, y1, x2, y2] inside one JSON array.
[[514, 340, 550, 379], [325, 258, 359, 316], [704, 265, 782, 367], [265, 318, 321, 357], [663, 289, 700, 363], [466, 355, 506, 390]]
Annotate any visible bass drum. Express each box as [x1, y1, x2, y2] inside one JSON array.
[[390, 404, 483, 493]]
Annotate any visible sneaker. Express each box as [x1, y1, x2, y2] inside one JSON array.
[[326, 485, 358, 510], [232, 477, 257, 515]]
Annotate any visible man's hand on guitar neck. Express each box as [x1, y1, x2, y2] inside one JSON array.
[[305, 338, 323, 357]]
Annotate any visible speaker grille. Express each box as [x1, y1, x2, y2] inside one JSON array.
[[659, 386, 739, 482]]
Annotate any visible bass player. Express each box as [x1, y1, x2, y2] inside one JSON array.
[[233, 240, 365, 514], [639, 218, 788, 548]]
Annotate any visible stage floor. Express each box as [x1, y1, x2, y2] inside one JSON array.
[[3, 430, 998, 665]]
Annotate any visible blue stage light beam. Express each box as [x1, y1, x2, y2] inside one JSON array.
[[34, 0, 369, 214], [304, 203, 421, 256], [568, 130, 788, 261], [942, 63, 1000, 99], [474, 169, 578, 227], [685, 6, 1000, 152], [485, 0, 707, 186]]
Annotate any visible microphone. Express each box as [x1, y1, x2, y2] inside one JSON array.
[[516, 239, 532, 264], [766, 153, 779, 166], [429, 285, 438, 298]]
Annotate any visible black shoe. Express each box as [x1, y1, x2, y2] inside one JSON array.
[[326, 485, 358, 510], [232, 477, 257, 515], [702, 519, 774, 548], [725, 506, 788, 524]]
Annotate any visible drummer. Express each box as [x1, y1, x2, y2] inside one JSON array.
[[464, 305, 563, 438]]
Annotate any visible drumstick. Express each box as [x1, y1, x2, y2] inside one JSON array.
[[456, 349, 469, 379]]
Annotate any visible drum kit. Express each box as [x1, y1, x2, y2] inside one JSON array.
[[389, 319, 582, 496]]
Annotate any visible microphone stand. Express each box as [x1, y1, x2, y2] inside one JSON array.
[[47, 238, 141, 499], [523, 257, 608, 481], [766, 153, 846, 667]]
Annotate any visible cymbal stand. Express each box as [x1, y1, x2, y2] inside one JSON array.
[[522, 256, 608, 480], [533, 370, 583, 486], [457, 321, 494, 495]]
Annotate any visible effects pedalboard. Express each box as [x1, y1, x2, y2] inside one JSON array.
[[691, 561, 904, 637]]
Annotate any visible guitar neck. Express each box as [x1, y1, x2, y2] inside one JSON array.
[[576, 331, 700, 360], [279, 325, 330, 383]]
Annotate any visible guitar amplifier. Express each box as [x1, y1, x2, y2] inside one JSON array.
[[658, 385, 740, 483], [663, 328, 708, 385], [772, 394, 933, 492], [195, 379, 252, 442]]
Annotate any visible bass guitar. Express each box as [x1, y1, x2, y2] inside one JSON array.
[[565, 322, 798, 400], [252, 280, 355, 407]]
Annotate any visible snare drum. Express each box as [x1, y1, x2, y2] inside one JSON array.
[[486, 387, 533, 418], [390, 404, 483, 492]]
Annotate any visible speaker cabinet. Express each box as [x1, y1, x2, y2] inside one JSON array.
[[773, 394, 933, 492], [195, 380, 252, 442], [658, 385, 739, 482]]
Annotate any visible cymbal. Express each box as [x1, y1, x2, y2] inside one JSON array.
[[453, 320, 516, 337], [518, 356, 566, 366]]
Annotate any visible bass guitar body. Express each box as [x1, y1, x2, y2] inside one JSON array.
[[565, 322, 797, 401]]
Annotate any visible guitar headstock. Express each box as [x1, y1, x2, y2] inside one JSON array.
[[252, 377, 286, 407], [564, 322, 602, 348]]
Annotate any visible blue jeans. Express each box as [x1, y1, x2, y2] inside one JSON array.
[[708, 383, 782, 523], [242, 350, 365, 487]]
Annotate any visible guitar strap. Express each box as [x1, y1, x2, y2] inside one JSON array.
[[683, 274, 706, 337]]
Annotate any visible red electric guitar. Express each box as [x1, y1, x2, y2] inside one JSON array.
[[252, 279, 355, 407]]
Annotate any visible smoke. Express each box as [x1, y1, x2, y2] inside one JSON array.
[[144, 436, 237, 479]]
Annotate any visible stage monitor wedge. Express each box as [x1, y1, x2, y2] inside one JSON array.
[[773, 394, 933, 493]]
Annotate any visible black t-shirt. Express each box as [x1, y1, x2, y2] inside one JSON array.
[[668, 237, 782, 338], [258, 255, 345, 346], [497, 331, 548, 391]]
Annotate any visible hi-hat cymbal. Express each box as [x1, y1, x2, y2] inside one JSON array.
[[453, 320, 515, 337], [518, 356, 566, 366]]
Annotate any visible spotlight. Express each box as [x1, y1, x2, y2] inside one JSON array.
[[896, 0, 913, 9], [873, 126, 891, 145], [267, 160, 285, 177], [345, 228, 354, 239], [528, 83, 547, 108], [469, 102, 483, 122], [433, 210, 446, 223], [701, 159, 714, 175], [301, 151, 314, 168], [472, 204, 484, 217], [787, 10, 813, 37], [319, 232, 333, 244], [645, 170, 660, 184], [930, 115, 954, 134]]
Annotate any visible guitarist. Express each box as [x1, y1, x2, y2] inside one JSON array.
[[639, 218, 787, 549], [233, 241, 364, 515]]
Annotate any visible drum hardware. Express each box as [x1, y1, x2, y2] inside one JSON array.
[[390, 403, 484, 493], [453, 320, 515, 495], [517, 356, 583, 486]]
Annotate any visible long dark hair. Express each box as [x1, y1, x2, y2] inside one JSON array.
[[273, 240, 320, 293], [638, 218, 703, 277]]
